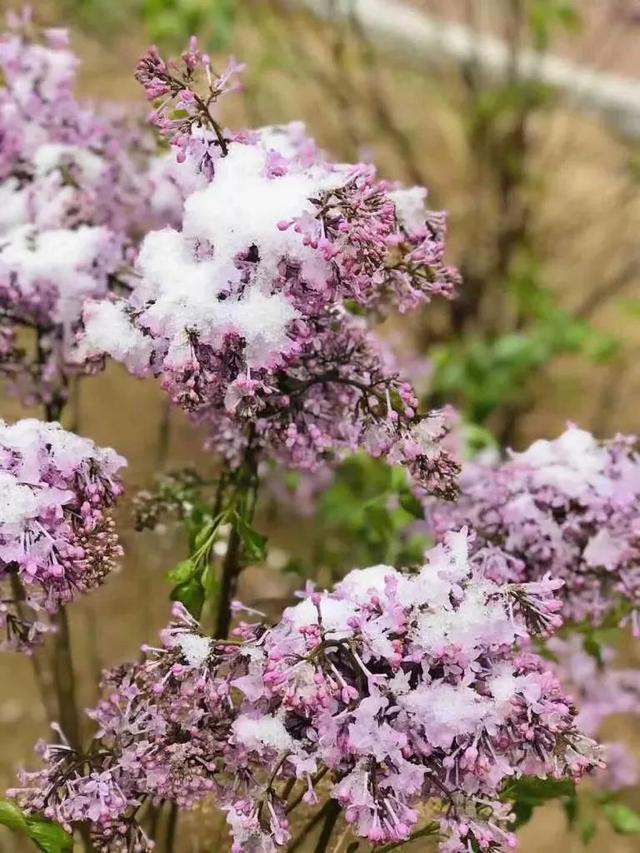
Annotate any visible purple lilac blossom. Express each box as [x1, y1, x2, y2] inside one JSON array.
[[0, 11, 147, 405], [10, 530, 601, 851], [78, 41, 460, 494], [0, 418, 125, 652], [431, 426, 640, 628]]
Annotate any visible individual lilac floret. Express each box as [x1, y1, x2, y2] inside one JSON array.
[[432, 425, 640, 628], [79, 97, 459, 492], [10, 530, 601, 850], [0, 418, 125, 651], [549, 635, 640, 791]]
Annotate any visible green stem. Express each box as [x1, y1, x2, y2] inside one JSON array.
[[69, 376, 82, 433], [147, 802, 161, 843], [51, 607, 82, 750], [41, 379, 82, 750], [34, 332, 89, 851], [156, 397, 172, 470], [213, 441, 259, 639], [9, 573, 57, 721], [312, 799, 341, 853], [287, 799, 334, 853], [377, 822, 441, 852], [164, 802, 178, 853], [214, 515, 242, 639], [77, 823, 96, 853]]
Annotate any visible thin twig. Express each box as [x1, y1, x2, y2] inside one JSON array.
[[51, 607, 82, 750], [9, 573, 57, 721], [377, 822, 441, 852], [313, 798, 341, 853], [213, 440, 259, 639], [287, 799, 334, 853], [164, 802, 178, 853]]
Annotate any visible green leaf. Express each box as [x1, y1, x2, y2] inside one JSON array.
[[235, 514, 267, 562], [201, 563, 220, 598], [510, 801, 534, 827], [562, 792, 578, 826], [167, 558, 196, 584], [363, 503, 394, 543], [171, 576, 205, 618], [502, 777, 576, 828], [603, 803, 640, 834], [461, 422, 498, 457], [389, 466, 408, 492], [580, 817, 597, 845], [25, 816, 74, 852], [0, 800, 28, 833], [0, 802, 72, 852], [583, 632, 604, 666], [194, 520, 215, 551], [283, 558, 308, 577], [528, 0, 581, 51], [399, 491, 424, 520], [503, 776, 575, 803]]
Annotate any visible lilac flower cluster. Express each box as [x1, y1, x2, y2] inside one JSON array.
[[549, 636, 640, 791], [432, 426, 640, 627], [0, 418, 125, 651], [9, 530, 601, 851], [79, 42, 460, 493], [135, 38, 244, 175], [0, 10, 145, 406]]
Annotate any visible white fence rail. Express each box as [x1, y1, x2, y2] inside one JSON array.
[[296, 0, 640, 139]]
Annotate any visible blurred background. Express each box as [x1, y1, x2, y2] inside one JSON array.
[[1, 0, 640, 850]]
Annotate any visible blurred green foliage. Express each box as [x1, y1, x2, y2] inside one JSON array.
[[527, 0, 581, 50], [425, 0, 625, 440], [63, 0, 238, 50], [278, 453, 431, 581], [141, 0, 237, 50], [432, 300, 618, 426]]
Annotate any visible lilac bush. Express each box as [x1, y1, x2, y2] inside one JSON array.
[[0, 13, 638, 853]]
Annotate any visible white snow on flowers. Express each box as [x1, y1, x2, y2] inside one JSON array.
[[177, 633, 212, 667], [80, 301, 153, 373], [285, 530, 515, 658], [233, 713, 294, 753], [32, 143, 106, 184], [0, 418, 125, 480], [511, 424, 610, 498], [0, 470, 68, 530], [0, 224, 117, 329], [389, 186, 429, 233], [0, 178, 28, 231], [80, 135, 348, 374]]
